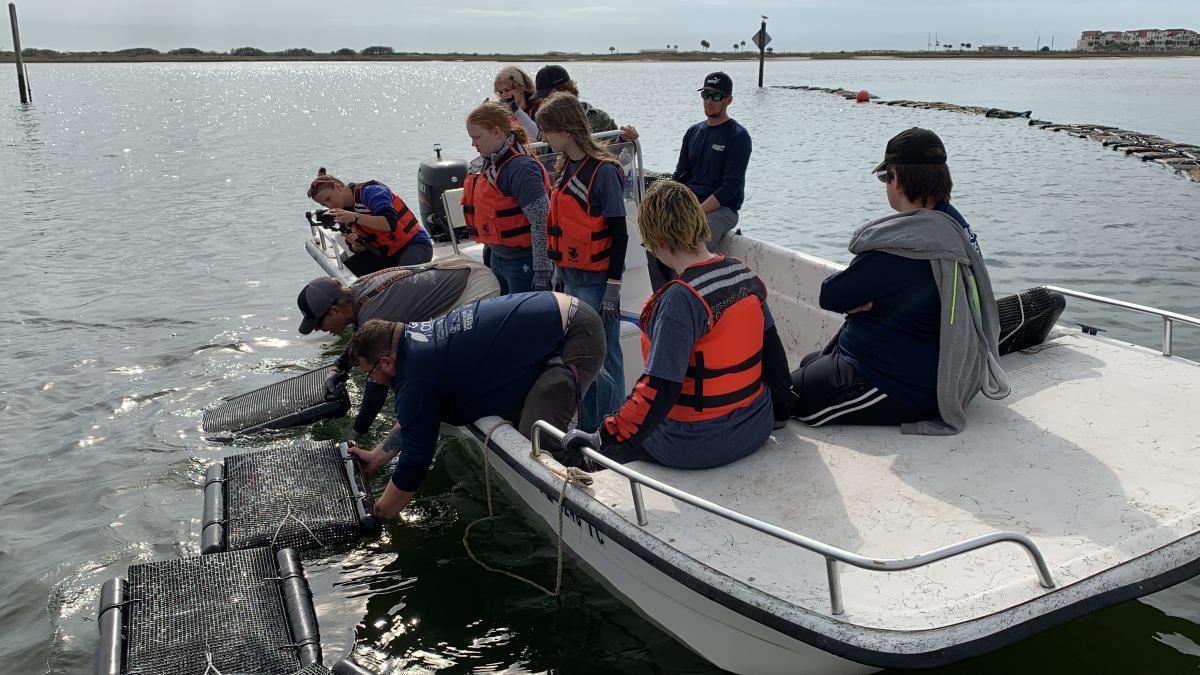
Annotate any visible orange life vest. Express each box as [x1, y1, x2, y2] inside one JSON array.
[[639, 256, 768, 423], [349, 181, 421, 256], [547, 156, 617, 272], [460, 143, 549, 248]]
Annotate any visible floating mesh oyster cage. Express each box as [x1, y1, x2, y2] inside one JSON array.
[[997, 286, 1067, 355], [202, 440, 380, 555], [202, 364, 351, 435], [94, 547, 322, 675]]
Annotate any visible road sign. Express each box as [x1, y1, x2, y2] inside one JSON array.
[[752, 27, 771, 50]]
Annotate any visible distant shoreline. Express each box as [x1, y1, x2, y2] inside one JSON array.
[[4, 50, 1199, 64]]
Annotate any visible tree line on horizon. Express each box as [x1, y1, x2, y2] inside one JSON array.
[[15, 46, 405, 57]]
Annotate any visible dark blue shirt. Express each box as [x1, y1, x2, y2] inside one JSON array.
[[821, 252, 940, 414], [388, 292, 565, 490], [360, 183, 432, 247], [934, 201, 980, 254], [672, 118, 752, 211]]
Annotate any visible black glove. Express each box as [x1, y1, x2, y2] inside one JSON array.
[[323, 370, 349, 401], [502, 96, 519, 114], [601, 282, 621, 323], [532, 269, 552, 292], [562, 429, 600, 452]]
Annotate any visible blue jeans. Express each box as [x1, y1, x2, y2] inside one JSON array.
[[488, 249, 534, 295], [560, 267, 625, 432]]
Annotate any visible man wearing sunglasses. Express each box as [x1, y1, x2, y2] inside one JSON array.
[[344, 291, 606, 518], [788, 128, 1005, 435], [651, 72, 751, 289]]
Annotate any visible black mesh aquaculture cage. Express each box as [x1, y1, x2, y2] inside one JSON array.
[[94, 547, 322, 675], [997, 286, 1067, 355], [202, 364, 351, 435], [201, 440, 380, 555]]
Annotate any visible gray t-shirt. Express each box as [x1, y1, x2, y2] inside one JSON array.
[[354, 267, 470, 326], [641, 283, 774, 468]]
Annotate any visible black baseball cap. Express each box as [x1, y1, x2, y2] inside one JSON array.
[[872, 127, 947, 173], [297, 276, 344, 334], [699, 71, 733, 96], [533, 65, 570, 100]]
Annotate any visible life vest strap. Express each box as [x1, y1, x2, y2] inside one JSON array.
[[496, 205, 524, 218], [677, 380, 763, 411], [498, 224, 532, 238], [685, 350, 762, 379]]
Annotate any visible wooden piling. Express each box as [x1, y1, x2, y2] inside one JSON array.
[[9, 3, 29, 103]]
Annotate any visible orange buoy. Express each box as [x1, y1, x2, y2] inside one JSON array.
[[855, 89, 870, 103]]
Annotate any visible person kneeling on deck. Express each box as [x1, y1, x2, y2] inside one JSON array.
[[560, 181, 796, 470], [308, 168, 434, 276], [296, 256, 501, 438], [346, 292, 605, 518], [790, 128, 1008, 434]]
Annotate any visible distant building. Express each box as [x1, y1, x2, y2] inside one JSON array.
[[1077, 28, 1200, 51], [977, 45, 1011, 52]]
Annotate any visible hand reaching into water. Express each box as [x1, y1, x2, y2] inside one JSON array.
[[348, 445, 388, 474]]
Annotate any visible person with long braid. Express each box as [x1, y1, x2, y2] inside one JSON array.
[[561, 180, 796, 470]]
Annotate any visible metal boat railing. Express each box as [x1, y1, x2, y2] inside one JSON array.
[[530, 420, 1056, 616], [1045, 285, 1200, 358]]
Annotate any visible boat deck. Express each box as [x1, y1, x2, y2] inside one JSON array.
[[582, 329, 1200, 633]]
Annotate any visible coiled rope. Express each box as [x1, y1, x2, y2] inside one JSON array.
[[462, 421, 591, 598]]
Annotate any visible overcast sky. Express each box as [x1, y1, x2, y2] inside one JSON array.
[[9, 0, 1200, 53]]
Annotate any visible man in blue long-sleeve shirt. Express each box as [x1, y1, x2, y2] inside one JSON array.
[[650, 72, 753, 289]]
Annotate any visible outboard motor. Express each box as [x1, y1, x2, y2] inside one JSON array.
[[417, 144, 468, 243]]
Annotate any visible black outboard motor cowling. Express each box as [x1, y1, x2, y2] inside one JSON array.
[[417, 144, 468, 243]]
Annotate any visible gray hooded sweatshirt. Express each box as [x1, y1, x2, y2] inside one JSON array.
[[848, 208, 1010, 434]]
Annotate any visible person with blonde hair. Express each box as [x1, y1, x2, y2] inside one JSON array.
[[536, 92, 629, 432], [561, 180, 796, 470], [307, 168, 433, 276], [492, 65, 539, 138], [462, 100, 552, 294]]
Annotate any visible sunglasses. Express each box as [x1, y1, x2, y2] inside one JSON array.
[[875, 170, 891, 184], [700, 90, 727, 101]]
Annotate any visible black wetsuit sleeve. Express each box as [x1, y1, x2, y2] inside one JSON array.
[[374, 206, 400, 233], [353, 380, 390, 435], [761, 325, 798, 420], [599, 374, 682, 450], [335, 346, 352, 374], [606, 216, 628, 281]]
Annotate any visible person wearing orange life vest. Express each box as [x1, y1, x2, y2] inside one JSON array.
[[560, 180, 797, 470], [308, 168, 433, 277], [462, 101, 553, 294], [536, 92, 629, 433]]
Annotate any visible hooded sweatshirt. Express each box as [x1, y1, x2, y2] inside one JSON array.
[[848, 209, 1009, 434]]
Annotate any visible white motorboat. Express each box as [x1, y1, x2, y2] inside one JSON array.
[[304, 134, 1200, 674]]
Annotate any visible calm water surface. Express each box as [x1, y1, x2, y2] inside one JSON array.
[[1, 58, 1198, 673]]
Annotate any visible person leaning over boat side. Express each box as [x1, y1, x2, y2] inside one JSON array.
[[648, 72, 751, 290], [528, 64, 638, 143], [345, 292, 605, 518], [536, 92, 628, 433], [789, 128, 1007, 434], [493, 65, 540, 139], [560, 181, 797, 470], [295, 255, 501, 438], [308, 168, 433, 277], [463, 101, 553, 295]]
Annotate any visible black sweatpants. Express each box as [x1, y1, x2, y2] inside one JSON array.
[[790, 350, 933, 427]]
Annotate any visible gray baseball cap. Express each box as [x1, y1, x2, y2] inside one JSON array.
[[297, 277, 344, 334]]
